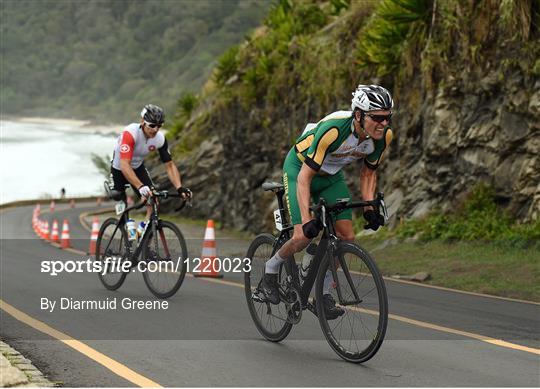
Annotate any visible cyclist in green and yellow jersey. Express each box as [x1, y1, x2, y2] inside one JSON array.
[[261, 84, 394, 318]]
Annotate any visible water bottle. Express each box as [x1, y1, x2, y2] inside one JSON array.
[[300, 242, 318, 280], [126, 218, 137, 241], [136, 221, 146, 240]]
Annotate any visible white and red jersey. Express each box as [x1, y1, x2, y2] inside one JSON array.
[[112, 123, 171, 169]]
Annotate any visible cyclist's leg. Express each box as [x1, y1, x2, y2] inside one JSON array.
[[111, 167, 128, 203], [312, 172, 351, 316], [271, 150, 310, 262], [261, 150, 309, 303], [130, 165, 154, 219], [314, 171, 354, 241], [267, 161, 342, 270]]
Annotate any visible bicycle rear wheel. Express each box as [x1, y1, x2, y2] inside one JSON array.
[[95, 218, 129, 290], [315, 242, 388, 363], [244, 233, 293, 342], [141, 220, 187, 299]]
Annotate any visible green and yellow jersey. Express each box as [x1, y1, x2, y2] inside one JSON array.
[[293, 110, 393, 175]]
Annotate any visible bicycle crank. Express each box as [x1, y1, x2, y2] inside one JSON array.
[[284, 287, 302, 324]]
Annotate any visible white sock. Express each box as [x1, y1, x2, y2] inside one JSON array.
[[323, 270, 333, 295], [265, 252, 286, 274]]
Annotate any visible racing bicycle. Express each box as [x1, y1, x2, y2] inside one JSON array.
[[95, 185, 188, 299], [244, 181, 388, 363]]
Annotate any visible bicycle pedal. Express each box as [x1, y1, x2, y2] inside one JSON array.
[[251, 291, 266, 303], [306, 302, 318, 316]]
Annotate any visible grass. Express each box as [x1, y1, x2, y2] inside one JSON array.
[[358, 236, 540, 302]]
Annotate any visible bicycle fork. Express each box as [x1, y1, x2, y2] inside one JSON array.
[[327, 242, 363, 306]]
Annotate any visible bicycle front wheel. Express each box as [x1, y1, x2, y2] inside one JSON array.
[[315, 242, 388, 363], [141, 220, 188, 299], [244, 233, 293, 342], [95, 218, 129, 290]]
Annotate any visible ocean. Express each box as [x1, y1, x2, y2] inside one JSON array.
[[0, 118, 121, 204]]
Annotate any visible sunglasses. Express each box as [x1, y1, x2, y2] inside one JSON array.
[[365, 113, 392, 123], [144, 121, 163, 129]]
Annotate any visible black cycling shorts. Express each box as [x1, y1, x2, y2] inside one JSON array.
[[111, 164, 154, 201]]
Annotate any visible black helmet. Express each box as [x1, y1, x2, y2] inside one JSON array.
[[140, 104, 165, 125]]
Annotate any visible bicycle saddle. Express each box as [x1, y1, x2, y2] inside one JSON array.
[[103, 181, 124, 201], [262, 181, 284, 191]]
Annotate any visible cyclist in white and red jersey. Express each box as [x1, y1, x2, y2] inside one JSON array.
[[111, 104, 191, 217]]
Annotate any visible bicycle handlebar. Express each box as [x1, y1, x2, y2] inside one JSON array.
[[149, 190, 192, 211], [119, 190, 191, 214], [310, 192, 384, 213], [310, 192, 389, 225]]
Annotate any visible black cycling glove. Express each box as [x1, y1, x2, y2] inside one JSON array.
[[363, 209, 385, 231], [302, 219, 322, 239], [177, 187, 192, 199]]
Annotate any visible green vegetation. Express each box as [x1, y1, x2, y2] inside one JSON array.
[[169, 92, 201, 137], [214, 46, 241, 86], [356, 184, 540, 248], [1, 0, 271, 122], [211, 0, 347, 108], [178, 0, 539, 148], [356, 0, 432, 76]]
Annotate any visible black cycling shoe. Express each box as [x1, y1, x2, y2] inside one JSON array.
[[322, 294, 345, 320], [260, 273, 280, 305]]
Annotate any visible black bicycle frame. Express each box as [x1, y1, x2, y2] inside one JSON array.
[[272, 190, 358, 308], [101, 197, 156, 263]]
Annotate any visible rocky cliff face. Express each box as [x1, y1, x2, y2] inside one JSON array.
[[385, 71, 540, 224], [151, 1, 539, 232]]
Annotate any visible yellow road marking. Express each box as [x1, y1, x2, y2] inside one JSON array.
[[79, 208, 114, 232], [346, 305, 540, 355], [192, 276, 540, 356], [0, 300, 162, 388]]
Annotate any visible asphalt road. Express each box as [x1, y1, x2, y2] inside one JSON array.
[[1, 203, 539, 387]]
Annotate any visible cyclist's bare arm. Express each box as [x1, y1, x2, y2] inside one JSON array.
[[297, 163, 318, 224], [360, 163, 377, 210], [165, 161, 182, 189], [120, 158, 145, 190]]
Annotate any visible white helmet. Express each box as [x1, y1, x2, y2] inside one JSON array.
[[351, 84, 394, 111]]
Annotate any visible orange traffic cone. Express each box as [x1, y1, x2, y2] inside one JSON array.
[[61, 219, 71, 249], [43, 220, 50, 241], [32, 208, 38, 232], [51, 220, 60, 243], [40, 220, 46, 239], [70, 199, 75, 208], [88, 217, 100, 254], [33, 205, 40, 233], [194, 220, 222, 278], [50, 200, 55, 213]]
